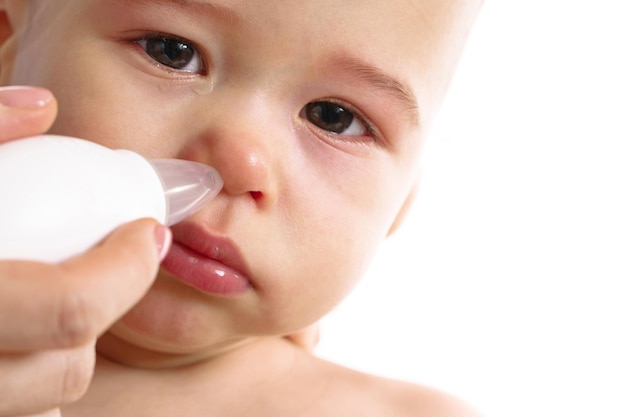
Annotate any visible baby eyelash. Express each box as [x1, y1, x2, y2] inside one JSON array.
[[323, 98, 381, 142]]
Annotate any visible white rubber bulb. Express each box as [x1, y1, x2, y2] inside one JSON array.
[[0, 135, 223, 262]]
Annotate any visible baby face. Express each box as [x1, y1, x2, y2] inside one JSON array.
[[2, 0, 480, 363]]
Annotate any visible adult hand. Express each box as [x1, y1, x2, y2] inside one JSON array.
[[0, 219, 170, 416], [0, 86, 171, 416]]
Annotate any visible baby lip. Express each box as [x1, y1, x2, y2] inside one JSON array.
[[170, 222, 253, 286]]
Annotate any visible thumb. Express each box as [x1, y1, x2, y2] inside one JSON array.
[[0, 85, 57, 142], [0, 219, 171, 350], [58, 219, 172, 342]]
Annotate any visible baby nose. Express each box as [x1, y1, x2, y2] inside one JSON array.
[[213, 138, 274, 201], [180, 130, 277, 204]]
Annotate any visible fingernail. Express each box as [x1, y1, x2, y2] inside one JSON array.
[[154, 225, 172, 262], [0, 85, 54, 109]]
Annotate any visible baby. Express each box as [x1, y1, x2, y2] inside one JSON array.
[[0, 0, 483, 416]]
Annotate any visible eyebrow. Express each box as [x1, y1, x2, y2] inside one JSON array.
[[329, 55, 420, 126], [134, 0, 242, 25]]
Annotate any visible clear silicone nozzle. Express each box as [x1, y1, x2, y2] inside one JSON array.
[[149, 159, 223, 226]]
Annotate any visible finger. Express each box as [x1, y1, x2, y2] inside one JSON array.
[[0, 219, 171, 350], [0, 345, 93, 416], [0, 86, 57, 142]]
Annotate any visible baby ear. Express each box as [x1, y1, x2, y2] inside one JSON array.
[[0, 0, 28, 84], [0, 1, 12, 46], [387, 183, 418, 237]]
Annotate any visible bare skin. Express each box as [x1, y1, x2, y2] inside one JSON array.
[[66, 337, 477, 417], [0, 0, 483, 415]]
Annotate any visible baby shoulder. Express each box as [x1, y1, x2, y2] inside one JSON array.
[[310, 357, 481, 417], [370, 377, 481, 417]]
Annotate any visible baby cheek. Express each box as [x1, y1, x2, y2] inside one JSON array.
[[293, 200, 381, 285], [48, 82, 165, 155]]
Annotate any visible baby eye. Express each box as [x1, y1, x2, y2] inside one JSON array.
[[304, 101, 368, 136], [138, 36, 206, 74]]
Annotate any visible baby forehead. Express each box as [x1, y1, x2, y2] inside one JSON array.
[[109, 0, 476, 37], [38, 0, 478, 49], [165, 0, 477, 59]]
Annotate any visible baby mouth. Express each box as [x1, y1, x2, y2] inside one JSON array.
[[161, 224, 253, 296]]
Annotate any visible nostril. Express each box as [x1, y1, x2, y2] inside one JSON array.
[[250, 191, 263, 201]]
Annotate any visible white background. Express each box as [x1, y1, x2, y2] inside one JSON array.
[[316, 2, 626, 417]]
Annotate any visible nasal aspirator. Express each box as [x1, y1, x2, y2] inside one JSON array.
[[0, 135, 223, 263]]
